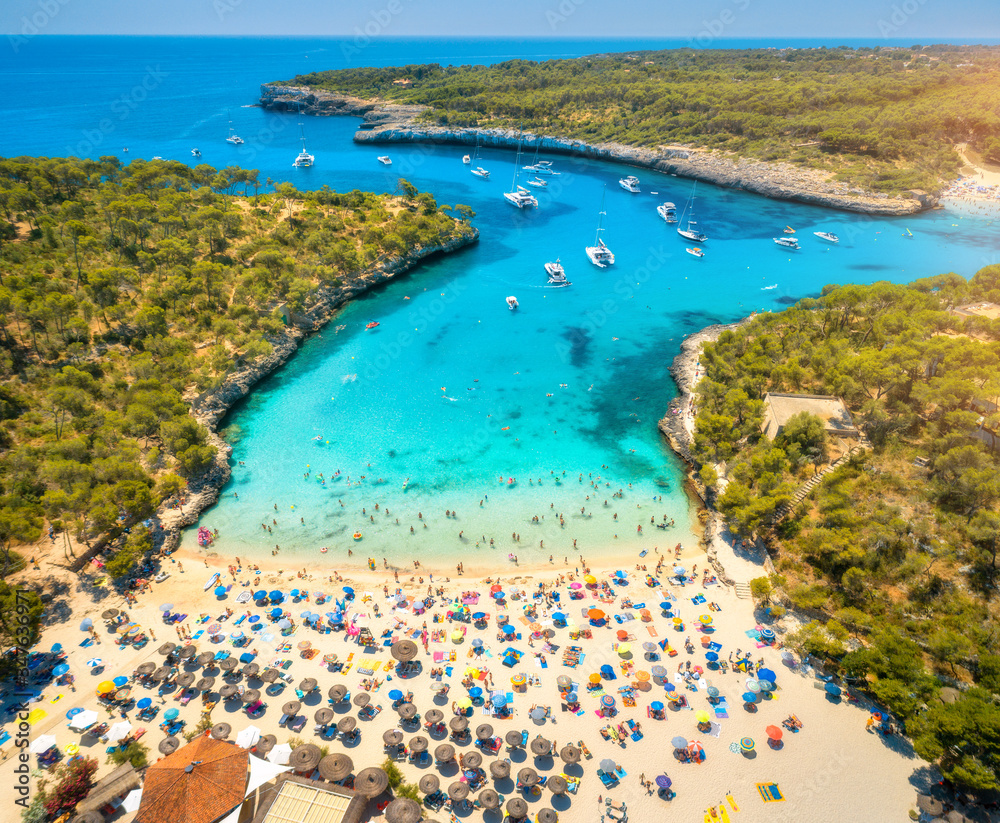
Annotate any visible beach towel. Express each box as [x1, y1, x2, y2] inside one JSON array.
[[433, 652, 444, 663], [646, 627, 658, 637], [691, 594, 706, 605], [708, 642, 722, 651], [708, 721, 722, 738], [192, 630, 204, 639], [756, 783, 784, 802]]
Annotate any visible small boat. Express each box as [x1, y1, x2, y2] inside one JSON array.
[[677, 184, 707, 242], [545, 259, 570, 286], [619, 175, 640, 193], [902, 228, 914, 238], [504, 133, 537, 208], [471, 166, 490, 179], [585, 186, 615, 267], [122, 147, 128, 152], [470, 135, 489, 178], [686, 247, 705, 258], [657, 202, 677, 223], [191, 148, 201, 157], [226, 114, 243, 145], [293, 123, 314, 167], [365, 321, 380, 329], [506, 296, 519, 311], [783, 226, 796, 234], [526, 178, 546, 188], [773, 237, 800, 249], [813, 231, 839, 243], [523, 158, 560, 176], [462, 154, 471, 164], [378, 156, 392, 165]]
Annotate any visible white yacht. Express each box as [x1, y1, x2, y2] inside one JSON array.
[[471, 167, 490, 179], [619, 175, 640, 193], [585, 186, 615, 268], [462, 154, 471, 164], [506, 296, 519, 311], [191, 148, 201, 157], [774, 236, 800, 249], [544, 259, 570, 286], [657, 202, 677, 223], [686, 247, 705, 258], [504, 134, 537, 209], [378, 156, 392, 165], [226, 115, 243, 145], [292, 123, 314, 168], [524, 159, 559, 175], [526, 177, 546, 188], [677, 184, 707, 243], [813, 231, 839, 243]]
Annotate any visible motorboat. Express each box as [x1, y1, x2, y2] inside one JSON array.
[[784, 225, 796, 234], [462, 154, 471, 164], [619, 175, 640, 193], [677, 184, 707, 243], [378, 156, 392, 165], [585, 185, 614, 267], [686, 247, 705, 258], [226, 115, 243, 145], [365, 321, 380, 329], [470, 136, 489, 178], [544, 259, 570, 286], [813, 231, 839, 243], [292, 123, 314, 167], [191, 148, 201, 157], [472, 167, 491, 179], [657, 202, 677, 223], [523, 159, 559, 175], [773, 237, 800, 249], [526, 178, 547, 187], [506, 296, 519, 311]]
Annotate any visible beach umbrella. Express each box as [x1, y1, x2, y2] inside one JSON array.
[[559, 745, 580, 763], [398, 704, 417, 721], [260, 668, 279, 683], [101, 609, 119, 620], [163, 708, 179, 720], [506, 798, 528, 819], [282, 700, 301, 716], [740, 737, 755, 753], [253, 590, 266, 600], [268, 590, 283, 601], [235, 726, 261, 749], [385, 798, 422, 823], [207, 624, 222, 636], [745, 678, 760, 693], [255, 735, 276, 754], [569, 582, 581, 590], [765, 725, 783, 740], [69, 709, 99, 731], [106, 720, 132, 742], [211, 722, 232, 740], [175, 672, 195, 688], [502, 625, 516, 637], [448, 782, 469, 802], [635, 670, 650, 682], [490, 760, 510, 779], [220, 684, 238, 699], [449, 716, 468, 732], [688, 741, 704, 756], [97, 680, 115, 694], [191, 675, 213, 692], [242, 689, 261, 704], [695, 710, 711, 724], [298, 677, 317, 693], [617, 643, 632, 656], [556, 675, 572, 689], [599, 758, 617, 773], [761, 627, 775, 641], [178, 645, 197, 660], [314, 708, 334, 725], [651, 701, 664, 711], [79, 617, 93, 632], [538, 808, 559, 823], [659, 601, 672, 611], [354, 767, 389, 798], [53, 663, 71, 677], [758, 667, 777, 682], [469, 686, 483, 698], [337, 716, 356, 734], [409, 736, 428, 753], [707, 686, 720, 698], [824, 682, 842, 696], [530, 706, 546, 721], [742, 692, 758, 703], [418, 774, 439, 794], [29, 734, 57, 754], [759, 680, 775, 692], [114, 687, 131, 701], [383, 729, 404, 746], [547, 775, 568, 795], [705, 652, 719, 662], [478, 788, 500, 809], [530, 736, 551, 756], [587, 609, 605, 620], [434, 744, 455, 762], [389, 689, 404, 701], [492, 693, 507, 708], [642, 641, 657, 653], [601, 695, 615, 710], [670, 736, 688, 749], [425, 709, 444, 724], [158, 736, 180, 755], [505, 730, 523, 747], [699, 613, 712, 625], [218, 657, 237, 671], [158, 603, 174, 612], [517, 768, 539, 787], [655, 775, 672, 789], [214, 586, 227, 597], [319, 753, 353, 782], [290, 743, 323, 773], [476, 723, 494, 741], [463, 750, 482, 769], [136, 697, 152, 710], [651, 665, 666, 678], [328, 684, 347, 702], [916, 795, 946, 816], [150, 666, 171, 682], [672, 567, 685, 576], [195, 651, 215, 666]]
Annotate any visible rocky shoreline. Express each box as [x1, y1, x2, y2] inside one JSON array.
[[260, 84, 935, 216], [154, 229, 478, 555]]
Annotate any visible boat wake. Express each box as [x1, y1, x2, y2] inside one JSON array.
[[341, 374, 357, 383], [761, 284, 778, 290]]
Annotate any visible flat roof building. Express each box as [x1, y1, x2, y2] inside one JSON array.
[[762, 392, 859, 442]]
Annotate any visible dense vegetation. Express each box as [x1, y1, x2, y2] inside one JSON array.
[[690, 272, 1000, 790], [0, 155, 474, 585], [281, 45, 1000, 196]]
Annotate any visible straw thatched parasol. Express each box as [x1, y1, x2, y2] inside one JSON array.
[[409, 736, 428, 753], [434, 744, 455, 762], [101, 609, 119, 620], [384, 798, 422, 823], [448, 782, 469, 801], [219, 684, 238, 699], [241, 689, 261, 704], [490, 760, 510, 780], [425, 709, 443, 724], [242, 663, 259, 678], [397, 703, 417, 721], [462, 751, 482, 769], [290, 743, 322, 773], [517, 767, 539, 787], [353, 693, 370, 708], [175, 672, 195, 688], [328, 684, 347, 702], [157, 643, 177, 656], [298, 678, 317, 693], [336, 716, 357, 734], [546, 775, 568, 795], [157, 737, 180, 755], [151, 667, 171, 682], [314, 707, 334, 725], [476, 723, 493, 741], [537, 808, 558, 823], [195, 652, 215, 666], [559, 745, 581, 763], [505, 730, 524, 747], [354, 767, 389, 798], [529, 737, 551, 756], [195, 677, 215, 692], [135, 662, 156, 676], [449, 716, 468, 732], [917, 796, 945, 815], [478, 788, 500, 809], [210, 722, 231, 740], [177, 645, 196, 660], [506, 797, 528, 818], [383, 729, 403, 746], [217, 657, 237, 671], [281, 701, 301, 716], [254, 735, 276, 754], [318, 753, 353, 782], [418, 774, 439, 794], [391, 640, 419, 662], [259, 668, 279, 683]]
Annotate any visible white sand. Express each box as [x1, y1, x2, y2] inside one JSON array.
[[1, 535, 930, 823]]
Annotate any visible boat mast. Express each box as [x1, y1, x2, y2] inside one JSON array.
[[594, 185, 607, 246]]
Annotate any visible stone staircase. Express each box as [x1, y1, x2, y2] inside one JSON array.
[[771, 439, 871, 524], [733, 583, 752, 599]]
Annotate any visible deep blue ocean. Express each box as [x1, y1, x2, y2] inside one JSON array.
[[4, 37, 999, 571]]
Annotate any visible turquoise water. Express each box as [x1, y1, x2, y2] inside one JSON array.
[[4, 38, 999, 567]]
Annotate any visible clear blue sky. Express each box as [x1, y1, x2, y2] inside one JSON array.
[[2, 0, 998, 39]]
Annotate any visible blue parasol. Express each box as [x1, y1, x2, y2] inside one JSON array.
[[651, 701, 664, 711], [214, 586, 227, 596], [268, 590, 283, 601], [269, 608, 283, 618], [742, 692, 758, 703], [825, 682, 842, 696], [137, 698, 152, 709], [113, 676, 128, 687], [79, 618, 93, 631], [670, 736, 688, 749], [51, 643, 63, 653], [253, 591, 266, 600], [566, 692, 578, 703], [158, 603, 174, 612], [53, 664, 70, 676], [66, 707, 83, 718], [290, 589, 299, 597], [163, 708, 179, 720], [705, 652, 718, 662], [492, 694, 507, 707], [469, 687, 482, 698], [757, 668, 777, 682], [248, 615, 260, 623], [473, 612, 486, 620], [389, 690, 403, 701]]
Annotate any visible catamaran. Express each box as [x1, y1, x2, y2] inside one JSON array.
[[677, 184, 707, 243], [226, 115, 243, 145], [504, 133, 538, 209], [774, 236, 800, 249], [813, 231, 839, 243], [585, 186, 615, 268], [545, 259, 570, 286], [619, 175, 640, 193], [292, 123, 314, 167], [657, 202, 677, 223]]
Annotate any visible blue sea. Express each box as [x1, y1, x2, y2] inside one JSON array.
[[4, 37, 999, 571]]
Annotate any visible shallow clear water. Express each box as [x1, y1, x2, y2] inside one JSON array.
[[5, 37, 1000, 568]]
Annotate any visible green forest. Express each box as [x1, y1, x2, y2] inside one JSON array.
[[0, 155, 474, 630], [688, 273, 1000, 790], [280, 44, 1000, 195]]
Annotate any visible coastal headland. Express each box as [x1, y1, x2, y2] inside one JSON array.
[[260, 84, 934, 216]]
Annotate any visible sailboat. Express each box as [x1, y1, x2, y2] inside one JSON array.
[[292, 123, 314, 167], [226, 113, 243, 145], [585, 186, 615, 267], [470, 135, 490, 179], [677, 184, 707, 243], [503, 131, 537, 209]]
